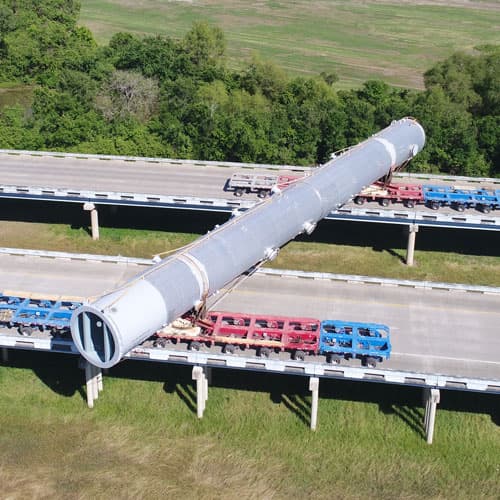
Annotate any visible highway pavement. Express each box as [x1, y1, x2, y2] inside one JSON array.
[[0, 253, 142, 300], [214, 273, 500, 380], [0, 151, 496, 218], [0, 152, 272, 199], [0, 252, 498, 381]]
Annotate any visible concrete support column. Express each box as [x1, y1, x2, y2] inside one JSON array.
[[406, 224, 419, 266], [1, 347, 8, 363], [81, 359, 103, 409], [423, 388, 440, 444], [192, 366, 208, 418], [97, 368, 104, 392], [83, 202, 100, 240], [309, 377, 319, 431]]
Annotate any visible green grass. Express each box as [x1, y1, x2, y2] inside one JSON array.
[[79, 0, 500, 88], [274, 240, 500, 286], [0, 353, 499, 498], [0, 219, 499, 286]]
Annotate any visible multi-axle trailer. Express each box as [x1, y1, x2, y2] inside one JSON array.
[[229, 175, 499, 214], [154, 311, 391, 368], [0, 293, 391, 368]]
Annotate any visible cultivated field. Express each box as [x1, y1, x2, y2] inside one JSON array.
[[80, 0, 500, 88]]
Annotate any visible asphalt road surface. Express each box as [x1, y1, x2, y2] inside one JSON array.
[[0, 253, 498, 381], [0, 152, 495, 217]]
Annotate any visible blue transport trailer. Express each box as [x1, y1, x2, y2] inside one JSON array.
[[0, 294, 82, 336], [319, 320, 391, 368], [422, 185, 500, 213]]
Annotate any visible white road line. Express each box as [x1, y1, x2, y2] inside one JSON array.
[[392, 352, 500, 364]]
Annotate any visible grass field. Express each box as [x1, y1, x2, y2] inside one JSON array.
[[80, 0, 500, 88], [1, 353, 499, 499]]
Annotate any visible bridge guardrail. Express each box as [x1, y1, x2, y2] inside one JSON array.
[[0, 149, 310, 172], [0, 184, 498, 230], [0, 333, 497, 393], [1, 149, 499, 184], [1, 247, 498, 295]]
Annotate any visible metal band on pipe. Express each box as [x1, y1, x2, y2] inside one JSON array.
[[176, 253, 210, 298], [374, 138, 397, 166]]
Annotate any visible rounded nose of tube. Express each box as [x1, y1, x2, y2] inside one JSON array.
[[406, 117, 426, 154]]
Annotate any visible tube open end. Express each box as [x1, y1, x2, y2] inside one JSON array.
[[71, 306, 119, 368]]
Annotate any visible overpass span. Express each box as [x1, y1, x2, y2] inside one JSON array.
[[0, 248, 498, 385], [0, 150, 498, 234]]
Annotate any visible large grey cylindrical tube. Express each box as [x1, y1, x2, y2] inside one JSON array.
[[71, 117, 425, 368]]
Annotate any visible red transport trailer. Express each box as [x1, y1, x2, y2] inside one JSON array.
[[154, 311, 320, 360], [354, 181, 423, 208]]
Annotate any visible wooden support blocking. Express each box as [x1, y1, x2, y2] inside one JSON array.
[[80, 359, 103, 408], [192, 366, 210, 418], [309, 377, 319, 431], [423, 388, 440, 444], [1, 347, 8, 363], [406, 224, 419, 266], [83, 202, 100, 240]]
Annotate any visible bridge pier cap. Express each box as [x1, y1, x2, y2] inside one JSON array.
[[71, 117, 425, 368]]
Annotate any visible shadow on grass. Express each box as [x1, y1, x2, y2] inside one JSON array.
[[3, 351, 499, 430], [32, 364, 86, 400], [163, 379, 197, 415], [2, 350, 86, 401], [1, 198, 499, 257], [281, 394, 311, 426], [381, 247, 406, 264], [71, 222, 92, 237], [387, 404, 425, 438], [209, 369, 500, 431]]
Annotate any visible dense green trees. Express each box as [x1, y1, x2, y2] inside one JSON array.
[[0, 1, 498, 176]]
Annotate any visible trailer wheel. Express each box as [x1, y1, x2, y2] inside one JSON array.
[[405, 200, 415, 208], [455, 203, 465, 212], [365, 357, 377, 369], [224, 344, 236, 354], [429, 201, 440, 210], [354, 196, 365, 205], [328, 354, 342, 365], [259, 347, 271, 358], [293, 350, 305, 361], [380, 198, 390, 207], [480, 204, 491, 214], [189, 341, 201, 351], [234, 189, 244, 197], [153, 338, 167, 348], [257, 190, 268, 199], [18, 326, 33, 336]]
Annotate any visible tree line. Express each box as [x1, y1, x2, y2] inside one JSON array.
[[0, 0, 498, 177]]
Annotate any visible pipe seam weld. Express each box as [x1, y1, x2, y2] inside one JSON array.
[[374, 137, 397, 167], [176, 253, 210, 298]]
